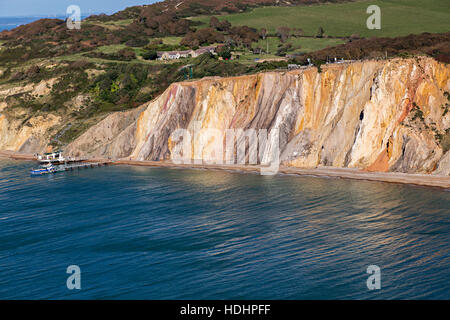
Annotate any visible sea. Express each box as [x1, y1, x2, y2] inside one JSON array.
[[0, 15, 90, 32], [0, 159, 449, 299], [0, 16, 55, 31]]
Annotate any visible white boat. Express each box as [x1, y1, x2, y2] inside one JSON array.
[[30, 163, 56, 175], [37, 151, 66, 164]]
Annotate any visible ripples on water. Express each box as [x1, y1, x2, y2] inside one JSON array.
[[0, 160, 448, 299]]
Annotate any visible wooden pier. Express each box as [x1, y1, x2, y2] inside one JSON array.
[[27, 156, 112, 175], [53, 162, 110, 172]]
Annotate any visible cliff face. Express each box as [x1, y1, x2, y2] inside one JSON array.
[[0, 113, 61, 153], [3, 57, 450, 175], [0, 78, 62, 153], [64, 105, 145, 159]]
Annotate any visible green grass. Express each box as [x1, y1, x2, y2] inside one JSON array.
[[155, 36, 183, 46], [53, 52, 130, 65], [290, 37, 345, 52], [53, 51, 178, 66], [253, 36, 345, 54], [96, 44, 127, 54], [96, 45, 155, 59], [83, 19, 133, 30], [235, 52, 282, 65], [103, 19, 133, 26], [190, 0, 450, 38]]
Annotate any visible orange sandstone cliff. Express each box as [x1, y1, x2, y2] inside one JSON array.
[[2, 57, 450, 175]]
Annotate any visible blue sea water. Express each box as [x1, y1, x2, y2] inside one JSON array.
[[0, 17, 52, 31], [0, 15, 89, 31], [0, 159, 449, 299]]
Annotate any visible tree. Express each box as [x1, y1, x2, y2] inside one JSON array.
[[316, 27, 324, 38], [118, 48, 136, 60], [209, 17, 221, 29], [224, 35, 235, 47], [259, 28, 267, 40], [219, 20, 231, 32], [142, 50, 157, 60], [252, 47, 263, 54], [218, 47, 232, 60], [229, 26, 259, 46], [292, 28, 304, 37], [180, 28, 224, 47], [276, 27, 291, 43], [276, 43, 292, 56], [26, 65, 41, 77], [210, 17, 231, 32]]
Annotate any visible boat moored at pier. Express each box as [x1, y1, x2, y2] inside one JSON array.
[[37, 151, 66, 164], [30, 163, 56, 175], [36, 151, 89, 165], [30, 161, 110, 176]]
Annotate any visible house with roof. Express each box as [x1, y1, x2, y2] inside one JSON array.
[[157, 46, 219, 61], [179, 50, 194, 58], [157, 51, 181, 60], [191, 46, 217, 58]]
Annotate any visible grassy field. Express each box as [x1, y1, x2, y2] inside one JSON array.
[[233, 52, 281, 65], [155, 36, 183, 46], [53, 47, 183, 66], [253, 36, 345, 54], [84, 19, 133, 30], [191, 0, 450, 38], [103, 19, 133, 26], [96, 44, 127, 54]]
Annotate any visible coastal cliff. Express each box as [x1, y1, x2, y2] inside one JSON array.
[[2, 57, 450, 175]]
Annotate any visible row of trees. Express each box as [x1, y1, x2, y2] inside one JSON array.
[[293, 32, 450, 64], [274, 26, 325, 42], [181, 17, 328, 49]]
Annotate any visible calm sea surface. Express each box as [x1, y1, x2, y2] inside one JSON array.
[[0, 16, 89, 31], [0, 159, 449, 299], [0, 17, 52, 31]]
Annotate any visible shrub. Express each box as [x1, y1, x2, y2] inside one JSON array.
[[218, 47, 232, 60], [181, 28, 224, 47], [117, 48, 136, 60], [142, 50, 158, 60], [125, 38, 148, 47], [316, 27, 325, 38]]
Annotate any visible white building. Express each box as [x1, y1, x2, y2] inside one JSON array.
[[157, 46, 217, 60]]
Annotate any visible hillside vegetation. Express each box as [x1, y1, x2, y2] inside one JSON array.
[[0, 0, 448, 148]]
